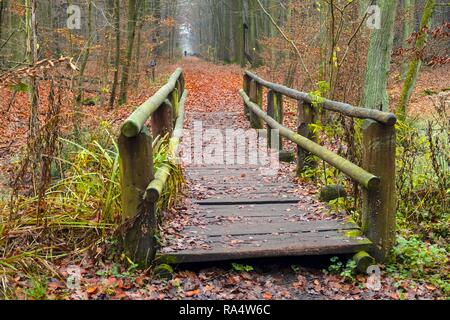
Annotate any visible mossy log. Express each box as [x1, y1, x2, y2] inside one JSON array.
[[279, 150, 295, 163], [118, 127, 155, 267], [243, 74, 251, 119], [118, 127, 154, 219], [297, 100, 317, 173], [146, 90, 188, 203], [121, 68, 182, 137], [320, 184, 347, 202], [249, 80, 264, 129], [353, 251, 376, 273], [267, 89, 283, 150], [240, 89, 380, 190], [151, 99, 173, 139], [245, 71, 397, 126], [361, 120, 396, 262], [120, 199, 157, 268]]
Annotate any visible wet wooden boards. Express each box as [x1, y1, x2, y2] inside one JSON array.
[[163, 164, 372, 264]]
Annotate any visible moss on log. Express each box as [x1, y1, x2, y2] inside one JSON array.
[[353, 251, 376, 273], [361, 120, 396, 262], [320, 184, 348, 202], [146, 90, 188, 202], [279, 150, 295, 163], [121, 68, 183, 137], [240, 89, 380, 190]]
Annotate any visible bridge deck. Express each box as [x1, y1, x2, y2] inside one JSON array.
[[161, 112, 372, 264]]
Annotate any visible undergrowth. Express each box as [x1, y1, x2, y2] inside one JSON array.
[[301, 88, 449, 296], [0, 121, 184, 299]]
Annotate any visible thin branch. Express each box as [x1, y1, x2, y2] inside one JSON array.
[[256, 0, 314, 85]]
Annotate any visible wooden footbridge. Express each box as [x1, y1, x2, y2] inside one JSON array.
[[118, 67, 397, 268]]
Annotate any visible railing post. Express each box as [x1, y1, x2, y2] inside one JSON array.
[[169, 88, 180, 123], [118, 127, 156, 266], [267, 90, 282, 149], [296, 100, 317, 174], [243, 74, 251, 119], [249, 79, 264, 129], [152, 99, 173, 139], [361, 120, 396, 262]]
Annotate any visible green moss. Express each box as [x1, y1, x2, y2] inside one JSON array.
[[345, 230, 362, 238]]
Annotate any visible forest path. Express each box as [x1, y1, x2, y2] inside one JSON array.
[[159, 58, 370, 264]]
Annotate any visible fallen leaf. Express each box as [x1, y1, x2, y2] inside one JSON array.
[[185, 289, 201, 297]]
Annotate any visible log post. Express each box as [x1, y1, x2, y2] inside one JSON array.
[[179, 73, 185, 93], [176, 79, 182, 96], [169, 88, 179, 123], [296, 100, 317, 174], [151, 99, 173, 139], [249, 80, 264, 129], [243, 74, 251, 119], [361, 120, 396, 262], [118, 127, 156, 266], [267, 90, 282, 150]]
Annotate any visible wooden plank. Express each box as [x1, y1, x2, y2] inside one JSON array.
[[185, 220, 359, 237], [162, 231, 372, 263], [194, 182, 295, 188], [195, 197, 301, 205], [194, 203, 305, 216], [203, 229, 365, 244]]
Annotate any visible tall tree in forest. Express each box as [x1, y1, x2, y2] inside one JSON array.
[[119, 0, 142, 105], [109, 0, 120, 109], [0, 0, 5, 42], [397, 0, 436, 120], [25, 0, 39, 139], [232, 0, 245, 66], [24, 0, 40, 194], [361, 0, 397, 111], [401, 0, 415, 78], [74, 0, 93, 139]]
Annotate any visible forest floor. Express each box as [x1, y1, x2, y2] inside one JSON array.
[[0, 57, 447, 300]]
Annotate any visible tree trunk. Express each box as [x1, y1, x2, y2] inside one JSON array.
[[119, 0, 141, 105], [109, 0, 120, 109], [361, 0, 397, 112], [74, 0, 93, 139], [397, 0, 435, 120], [25, 0, 39, 141], [401, 0, 415, 78]]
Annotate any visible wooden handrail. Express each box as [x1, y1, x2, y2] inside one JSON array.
[[240, 72, 396, 262], [145, 89, 188, 202], [245, 71, 397, 126], [121, 68, 183, 137], [240, 89, 380, 190], [118, 68, 186, 267]]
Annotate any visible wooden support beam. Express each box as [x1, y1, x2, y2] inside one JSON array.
[[146, 90, 188, 203], [169, 88, 180, 123], [151, 99, 173, 139], [361, 120, 396, 262], [245, 71, 397, 126], [121, 68, 182, 137], [353, 251, 376, 273], [297, 100, 317, 174], [118, 127, 156, 267], [249, 80, 264, 129], [240, 89, 380, 190], [243, 74, 251, 119], [266, 90, 277, 148]]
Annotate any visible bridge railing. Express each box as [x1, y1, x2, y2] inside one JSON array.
[[118, 68, 187, 266], [240, 71, 397, 262]]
